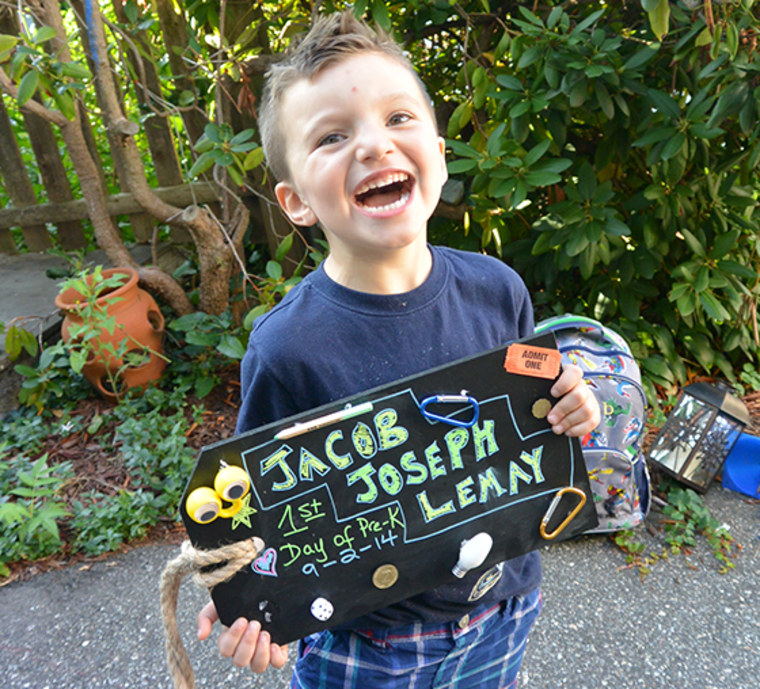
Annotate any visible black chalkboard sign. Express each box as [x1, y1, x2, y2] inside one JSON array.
[[180, 332, 597, 643]]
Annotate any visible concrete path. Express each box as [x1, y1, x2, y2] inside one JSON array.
[[3, 485, 758, 689]]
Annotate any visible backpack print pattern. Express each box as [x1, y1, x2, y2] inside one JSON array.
[[535, 315, 651, 533]]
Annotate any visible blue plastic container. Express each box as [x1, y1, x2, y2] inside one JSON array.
[[721, 433, 760, 498]]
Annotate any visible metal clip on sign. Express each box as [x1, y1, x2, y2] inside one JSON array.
[[419, 393, 480, 428], [539, 486, 587, 540]]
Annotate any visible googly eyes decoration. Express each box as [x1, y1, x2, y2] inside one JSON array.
[[185, 461, 252, 525]]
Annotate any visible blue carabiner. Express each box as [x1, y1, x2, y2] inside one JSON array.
[[419, 394, 480, 428]]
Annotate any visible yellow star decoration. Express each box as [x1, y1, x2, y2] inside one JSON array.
[[230, 494, 257, 530]]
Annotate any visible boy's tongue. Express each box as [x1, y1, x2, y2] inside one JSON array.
[[356, 178, 408, 208], [362, 186, 401, 207]]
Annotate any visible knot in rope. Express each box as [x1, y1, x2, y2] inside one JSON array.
[[160, 537, 263, 689]]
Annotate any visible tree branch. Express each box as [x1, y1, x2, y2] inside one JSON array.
[[0, 65, 68, 126]]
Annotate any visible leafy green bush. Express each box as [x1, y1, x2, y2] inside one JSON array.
[[0, 453, 74, 576], [0, 305, 233, 573], [166, 311, 246, 398], [113, 404, 200, 507], [0, 387, 205, 570], [660, 481, 738, 573], [433, 1, 759, 392], [612, 476, 740, 579], [11, 341, 90, 411], [70, 489, 168, 557]]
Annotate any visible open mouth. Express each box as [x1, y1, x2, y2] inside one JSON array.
[[353, 172, 413, 214]]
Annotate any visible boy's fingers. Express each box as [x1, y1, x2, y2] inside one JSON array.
[[549, 394, 601, 436], [550, 364, 583, 398], [546, 388, 585, 427], [200, 607, 285, 673], [232, 621, 264, 668], [197, 601, 220, 640], [250, 630, 274, 673], [218, 618, 252, 661], [555, 409, 599, 437], [270, 643, 290, 669]]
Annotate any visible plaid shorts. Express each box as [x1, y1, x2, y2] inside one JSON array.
[[290, 588, 542, 689]]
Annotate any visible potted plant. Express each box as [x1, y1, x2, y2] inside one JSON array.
[[54, 266, 167, 401]]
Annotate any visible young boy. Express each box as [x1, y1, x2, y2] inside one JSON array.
[[197, 11, 600, 688]]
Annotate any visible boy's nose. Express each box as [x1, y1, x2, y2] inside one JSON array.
[[355, 125, 395, 161]]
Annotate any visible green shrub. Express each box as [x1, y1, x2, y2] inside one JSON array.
[[0, 454, 74, 576], [435, 1, 760, 391], [69, 489, 167, 556]]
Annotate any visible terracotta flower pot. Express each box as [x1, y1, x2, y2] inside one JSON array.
[[55, 267, 167, 401]]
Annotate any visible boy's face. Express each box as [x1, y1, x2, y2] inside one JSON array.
[[274, 52, 447, 265]]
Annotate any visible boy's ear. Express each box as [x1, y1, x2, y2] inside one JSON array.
[[437, 136, 448, 185], [275, 181, 317, 226]]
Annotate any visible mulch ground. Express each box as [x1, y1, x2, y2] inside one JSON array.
[[4, 380, 760, 586]]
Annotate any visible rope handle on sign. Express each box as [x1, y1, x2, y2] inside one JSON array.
[[160, 537, 264, 689]]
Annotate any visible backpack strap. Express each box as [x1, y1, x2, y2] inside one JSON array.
[[535, 315, 604, 335], [535, 315, 631, 355]]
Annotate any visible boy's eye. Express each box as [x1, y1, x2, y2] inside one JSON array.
[[317, 133, 344, 147], [388, 112, 411, 126]]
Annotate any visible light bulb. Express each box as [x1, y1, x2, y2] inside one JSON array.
[[451, 532, 493, 578]]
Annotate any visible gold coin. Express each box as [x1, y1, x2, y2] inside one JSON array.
[[372, 564, 399, 590], [532, 398, 552, 419]]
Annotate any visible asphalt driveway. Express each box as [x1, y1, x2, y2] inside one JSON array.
[[3, 484, 758, 689]]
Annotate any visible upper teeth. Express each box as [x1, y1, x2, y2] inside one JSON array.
[[355, 172, 409, 197]]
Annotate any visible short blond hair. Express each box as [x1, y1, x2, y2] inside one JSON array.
[[259, 11, 433, 182]]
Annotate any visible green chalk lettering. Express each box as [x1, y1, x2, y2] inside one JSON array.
[[277, 503, 307, 537], [302, 537, 327, 563], [279, 542, 301, 567], [325, 430, 353, 469], [378, 462, 403, 495], [333, 524, 355, 549], [346, 462, 378, 503], [357, 516, 382, 537], [479, 466, 507, 502], [297, 498, 325, 522], [425, 440, 446, 479], [386, 505, 404, 530], [374, 408, 409, 450], [260, 445, 297, 492], [520, 446, 545, 483], [416, 489, 457, 523], [455, 475, 477, 508], [445, 427, 469, 470], [400, 450, 428, 485], [509, 461, 533, 494], [352, 422, 377, 459], [298, 448, 330, 481], [473, 420, 499, 461]]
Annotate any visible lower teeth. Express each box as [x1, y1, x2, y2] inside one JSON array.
[[362, 191, 410, 214]]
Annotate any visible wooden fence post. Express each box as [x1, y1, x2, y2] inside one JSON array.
[[111, 0, 191, 243], [21, 97, 87, 250], [0, 94, 51, 252], [153, 0, 207, 147]]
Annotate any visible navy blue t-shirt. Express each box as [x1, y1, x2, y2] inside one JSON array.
[[237, 245, 541, 626]]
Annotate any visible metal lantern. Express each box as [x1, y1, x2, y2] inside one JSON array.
[[647, 382, 750, 493]]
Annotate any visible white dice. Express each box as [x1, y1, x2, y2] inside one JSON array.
[[310, 597, 334, 622]]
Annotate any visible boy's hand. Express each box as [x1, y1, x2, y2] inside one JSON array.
[[197, 601, 289, 673], [546, 364, 600, 437]]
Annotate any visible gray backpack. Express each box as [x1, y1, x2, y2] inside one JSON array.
[[535, 315, 651, 532]]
